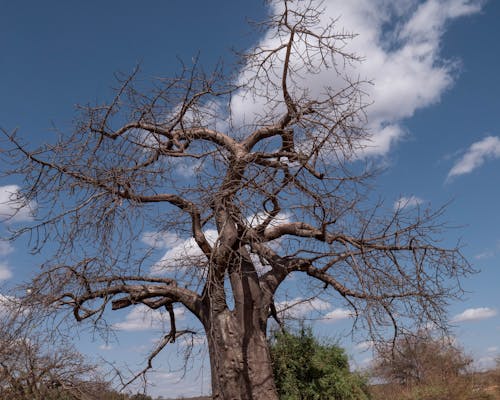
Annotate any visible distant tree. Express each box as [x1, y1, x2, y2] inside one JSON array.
[[270, 327, 370, 400], [130, 394, 153, 400], [372, 331, 471, 387], [369, 332, 485, 400], [0, 296, 108, 400], [1, 0, 472, 398]]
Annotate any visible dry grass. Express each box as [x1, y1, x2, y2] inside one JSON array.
[[370, 370, 500, 400], [162, 369, 500, 400]]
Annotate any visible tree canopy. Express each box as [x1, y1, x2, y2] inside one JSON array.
[[0, 0, 473, 398]]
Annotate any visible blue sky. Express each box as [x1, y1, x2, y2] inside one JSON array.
[[1, 0, 499, 397]]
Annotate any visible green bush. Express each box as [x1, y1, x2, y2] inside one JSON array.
[[270, 327, 371, 400]]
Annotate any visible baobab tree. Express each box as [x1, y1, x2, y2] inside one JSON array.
[[1, 1, 471, 399]]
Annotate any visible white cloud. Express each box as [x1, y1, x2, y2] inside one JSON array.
[[276, 297, 332, 319], [452, 307, 497, 323], [99, 344, 113, 351], [148, 369, 210, 399], [448, 136, 500, 178], [231, 0, 483, 158], [275, 298, 353, 323], [474, 355, 497, 371], [246, 211, 291, 229], [142, 231, 182, 249], [401, 0, 483, 43], [0, 185, 35, 222], [174, 160, 202, 178], [114, 304, 185, 331], [355, 340, 375, 351], [247, 250, 272, 276], [150, 229, 218, 275], [148, 212, 291, 275], [474, 240, 500, 260], [394, 195, 425, 210], [474, 251, 494, 260], [0, 262, 13, 281], [0, 294, 20, 315], [322, 308, 353, 322]]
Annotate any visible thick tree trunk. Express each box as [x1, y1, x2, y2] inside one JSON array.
[[204, 309, 278, 400]]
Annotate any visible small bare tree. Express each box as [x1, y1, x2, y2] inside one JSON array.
[[1, 1, 471, 399], [372, 332, 472, 387], [370, 332, 483, 400], [0, 296, 106, 400]]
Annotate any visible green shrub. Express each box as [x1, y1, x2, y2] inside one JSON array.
[[270, 326, 370, 400]]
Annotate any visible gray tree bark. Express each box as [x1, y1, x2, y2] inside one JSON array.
[[205, 310, 278, 400]]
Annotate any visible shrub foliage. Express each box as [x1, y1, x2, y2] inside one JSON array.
[[270, 327, 370, 400]]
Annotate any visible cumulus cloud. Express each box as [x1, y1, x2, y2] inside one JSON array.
[[149, 229, 218, 275], [174, 160, 203, 178], [145, 211, 291, 275], [448, 136, 500, 178], [276, 297, 332, 319], [246, 211, 291, 229], [231, 0, 483, 158], [275, 297, 352, 322], [142, 231, 182, 249], [114, 304, 185, 331], [142, 229, 217, 275], [323, 308, 353, 322], [394, 195, 425, 210], [452, 307, 497, 323], [355, 340, 375, 351], [0, 185, 35, 222]]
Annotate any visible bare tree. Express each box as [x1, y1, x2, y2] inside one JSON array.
[[369, 331, 483, 400], [0, 295, 107, 400], [1, 1, 472, 399], [372, 331, 472, 387]]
